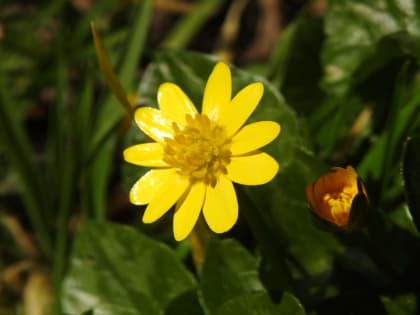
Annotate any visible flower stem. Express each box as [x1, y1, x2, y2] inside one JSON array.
[[189, 216, 210, 271]]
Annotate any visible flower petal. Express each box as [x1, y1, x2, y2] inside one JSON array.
[[218, 82, 264, 137], [230, 121, 281, 155], [130, 169, 174, 205], [226, 152, 279, 185], [305, 183, 317, 211], [202, 62, 231, 121], [143, 171, 189, 223], [173, 182, 206, 241], [203, 176, 238, 233], [135, 107, 173, 143], [123, 143, 168, 167], [158, 83, 197, 125]]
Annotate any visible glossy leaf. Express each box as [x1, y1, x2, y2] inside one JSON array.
[[215, 292, 305, 315], [322, 0, 420, 95], [386, 205, 419, 236], [164, 290, 205, 315], [273, 16, 325, 115], [62, 221, 196, 315], [269, 11, 365, 156], [277, 292, 306, 315], [200, 238, 265, 314], [244, 148, 342, 298], [359, 64, 420, 206]]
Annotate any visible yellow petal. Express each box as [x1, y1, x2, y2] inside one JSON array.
[[173, 182, 206, 241], [218, 82, 264, 137], [202, 62, 231, 121], [203, 176, 238, 233], [142, 171, 189, 223], [130, 169, 174, 205], [135, 107, 174, 143], [230, 121, 281, 155], [158, 83, 197, 125], [226, 152, 279, 185], [123, 143, 168, 167]]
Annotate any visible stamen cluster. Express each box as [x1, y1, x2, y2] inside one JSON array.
[[163, 114, 231, 187], [323, 186, 356, 226]]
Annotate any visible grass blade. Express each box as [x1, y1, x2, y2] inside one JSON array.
[[89, 0, 153, 158], [0, 76, 52, 257], [161, 0, 226, 49]]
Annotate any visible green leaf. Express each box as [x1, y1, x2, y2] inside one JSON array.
[[381, 294, 417, 315], [269, 11, 365, 157], [164, 289, 205, 315], [277, 292, 306, 315], [273, 16, 325, 115], [215, 292, 305, 315], [267, 20, 300, 89], [386, 204, 419, 236], [62, 221, 196, 315], [381, 64, 420, 186], [402, 135, 420, 229], [215, 293, 276, 315], [245, 148, 342, 297], [322, 0, 420, 95], [358, 133, 387, 181], [200, 238, 265, 314], [359, 63, 420, 205], [310, 95, 364, 157]]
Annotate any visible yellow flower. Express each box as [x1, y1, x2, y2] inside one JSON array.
[[124, 62, 281, 241], [305, 166, 368, 228]]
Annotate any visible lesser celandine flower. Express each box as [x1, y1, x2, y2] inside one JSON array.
[[124, 62, 281, 240], [305, 166, 368, 229]]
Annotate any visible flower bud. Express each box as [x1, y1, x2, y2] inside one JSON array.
[[305, 166, 368, 230]]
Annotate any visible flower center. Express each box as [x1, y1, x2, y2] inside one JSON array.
[[323, 186, 357, 226], [163, 114, 231, 187]]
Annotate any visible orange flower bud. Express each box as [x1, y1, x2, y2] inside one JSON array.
[[305, 166, 368, 229]]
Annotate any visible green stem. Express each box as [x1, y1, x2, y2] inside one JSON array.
[[90, 135, 116, 221], [189, 216, 210, 271]]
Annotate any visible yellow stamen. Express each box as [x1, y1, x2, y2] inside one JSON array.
[[323, 186, 357, 226], [163, 114, 231, 186]]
